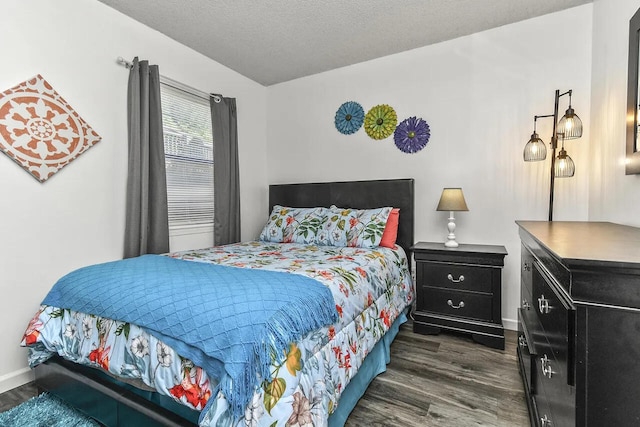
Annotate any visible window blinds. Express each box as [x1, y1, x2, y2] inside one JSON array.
[[160, 83, 214, 231]]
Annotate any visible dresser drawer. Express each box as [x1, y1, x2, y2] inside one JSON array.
[[534, 391, 554, 427], [521, 244, 534, 294], [419, 261, 493, 293], [518, 309, 537, 395], [532, 263, 575, 385], [420, 287, 493, 321], [535, 340, 575, 427], [521, 272, 535, 318]]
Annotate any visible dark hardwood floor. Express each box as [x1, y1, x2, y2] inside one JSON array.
[[0, 381, 37, 413], [0, 321, 528, 426], [347, 321, 529, 426]]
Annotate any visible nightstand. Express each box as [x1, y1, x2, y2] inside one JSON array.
[[412, 241, 507, 349]]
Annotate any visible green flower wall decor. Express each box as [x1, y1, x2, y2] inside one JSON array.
[[364, 104, 397, 140]]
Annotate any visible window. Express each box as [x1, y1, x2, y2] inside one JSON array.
[[159, 80, 214, 235]]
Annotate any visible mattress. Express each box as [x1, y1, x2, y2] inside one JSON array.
[[22, 241, 413, 426]]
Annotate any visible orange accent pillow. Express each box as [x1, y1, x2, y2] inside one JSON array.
[[380, 208, 400, 248]]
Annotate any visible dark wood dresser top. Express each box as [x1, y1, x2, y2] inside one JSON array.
[[516, 221, 640, 269]]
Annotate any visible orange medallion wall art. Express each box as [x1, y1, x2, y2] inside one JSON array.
[[0, 74, 101, 182]]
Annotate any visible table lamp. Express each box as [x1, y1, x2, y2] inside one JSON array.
[[436, 188, 469, 248]]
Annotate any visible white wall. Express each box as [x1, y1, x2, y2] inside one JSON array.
[[589, 0, 640, 225], [266, 5, 594, 331], [0, 0, 268, 393]]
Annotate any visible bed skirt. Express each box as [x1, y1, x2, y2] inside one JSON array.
[[328, 309, 407, 427]]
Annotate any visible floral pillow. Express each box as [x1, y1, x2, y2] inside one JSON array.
[[326, 205, 393, 248], [259, 205, 330, 245]]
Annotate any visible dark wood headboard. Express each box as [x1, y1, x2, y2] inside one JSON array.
[[268, 179, 415, 258]]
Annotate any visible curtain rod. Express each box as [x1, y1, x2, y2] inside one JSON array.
[[115, 56, 221, 103], [116, 56, 133, 69]]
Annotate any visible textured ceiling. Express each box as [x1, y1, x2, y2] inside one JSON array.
[[98, 0, 592, 86]]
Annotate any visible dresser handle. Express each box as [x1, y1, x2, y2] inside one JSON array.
[[541, 354, 555, 378], [447, 299, 465, 309], [522, 299, 531, 310], [540, 414, 552, 426], [538, 295, 551, 314], [518, 336, 527, 348], [447, 274, 465, 283]]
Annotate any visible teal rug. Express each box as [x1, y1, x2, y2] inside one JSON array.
[[0, 393, 101, 427]]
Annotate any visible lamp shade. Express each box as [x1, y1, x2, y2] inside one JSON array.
[[436, 188, 469, 211], [557, 106, 583, 140], [523, 132, 547, 161], [554, 148, 575, 178]]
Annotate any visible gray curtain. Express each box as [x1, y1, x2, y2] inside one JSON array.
[[210, 95, 241, 245], [124, 57, 169, 258]]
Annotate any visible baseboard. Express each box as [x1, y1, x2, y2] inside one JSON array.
[[0, 367, 34, 394], [503, 317, 517, 331]]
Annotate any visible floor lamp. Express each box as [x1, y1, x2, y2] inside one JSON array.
[[523, 89, 583, 221]]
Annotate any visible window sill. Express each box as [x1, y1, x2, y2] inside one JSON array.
[[169, 224, 214, 237]]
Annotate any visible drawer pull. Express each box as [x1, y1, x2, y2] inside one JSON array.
[[522, 299, 531, 310], [447, 299, 465, 309], [540, 414, 552, 426], [541, 354, 555, 378], [447, 273, 465, 283], [538, 295, 551, 314], [518, 335, 527, 348]]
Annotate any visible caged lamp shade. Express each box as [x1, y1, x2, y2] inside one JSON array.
[[523, 131, 547, 161], [557, 106, 583, 140], [436, 188, 469, 248], [554, 148, 575, 178]]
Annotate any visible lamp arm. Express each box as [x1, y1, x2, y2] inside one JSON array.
[[534, 114, 555, 121]]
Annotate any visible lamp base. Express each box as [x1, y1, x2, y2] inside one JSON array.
[[444, 239, 459, 248], [444, 211, 459, 248]]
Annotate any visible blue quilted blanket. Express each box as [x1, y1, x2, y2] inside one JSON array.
[[42, 254, 338, 420]]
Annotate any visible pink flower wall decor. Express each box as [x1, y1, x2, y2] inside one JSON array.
[[0, 74, 101, 182]]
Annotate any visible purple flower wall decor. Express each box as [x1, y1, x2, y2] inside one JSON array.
[[394, 116, 430, 153], [334, 101, 364, 135]]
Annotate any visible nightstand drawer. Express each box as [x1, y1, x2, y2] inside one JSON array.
[[420, 262, 493, 293], [420, 287, 493, 321]]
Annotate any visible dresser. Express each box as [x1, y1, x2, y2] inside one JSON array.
[[517, 221, 640, 427], [412, 241, 507, 349]]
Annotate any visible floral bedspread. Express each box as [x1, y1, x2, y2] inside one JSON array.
[[22, 241, 413, 427]]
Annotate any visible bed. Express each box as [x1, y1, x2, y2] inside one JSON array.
[[21, 178, 415, 427]]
